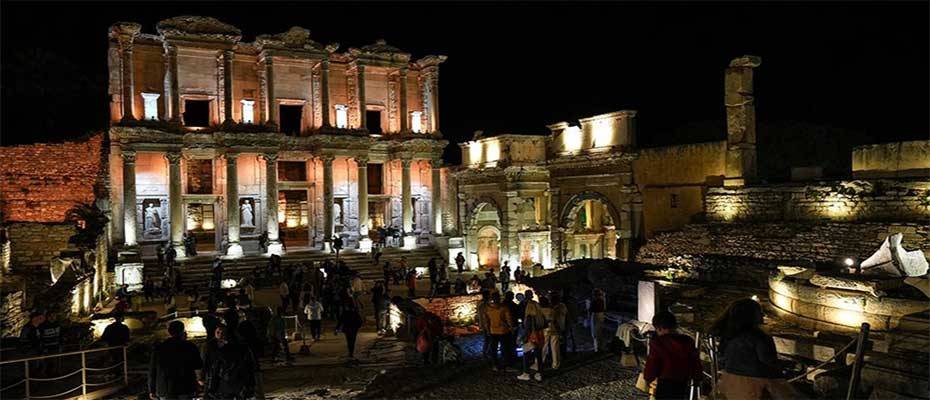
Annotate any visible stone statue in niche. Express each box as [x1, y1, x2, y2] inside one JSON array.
[[240, 199, 254, 227], [144, 202, 162, 233], [333, 203, 342, 227]]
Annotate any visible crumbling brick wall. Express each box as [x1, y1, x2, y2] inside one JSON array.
[[0, 134, 105, 223], [5, 223, 77, 266]]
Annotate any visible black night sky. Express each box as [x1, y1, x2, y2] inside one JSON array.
[[2, 2, 927, 178]]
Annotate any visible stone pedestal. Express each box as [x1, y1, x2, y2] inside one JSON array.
[[638, 280, 660, 324], [403, 235, 417, 250], [115, 262, 144, 291], [359, 238, 373, 253]]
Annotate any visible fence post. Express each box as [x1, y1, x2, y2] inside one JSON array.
[[123, 346, 129, 386], [81, 352, 88, 397], [24, 360, 30, 399], [846, 323, 870, 400]]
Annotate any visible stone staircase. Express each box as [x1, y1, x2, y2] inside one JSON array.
[[142, 247, 443, 289]]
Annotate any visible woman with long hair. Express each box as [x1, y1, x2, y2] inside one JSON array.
[[711, 298, 800, 400]]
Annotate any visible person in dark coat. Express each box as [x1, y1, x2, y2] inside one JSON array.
[[643, 311, 703, 400], [340, 301, 364, 359], [202, 323, 257, 400], [148, 321, 203, 400]]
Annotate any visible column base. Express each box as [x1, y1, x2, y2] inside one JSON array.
[[172, 244, 188, 260], [267, 241, 284, 256], [226, 243, 244, 258], [358, 238, 373, 253], [322, 241, 332, 253], [402, 235, 417, 250]]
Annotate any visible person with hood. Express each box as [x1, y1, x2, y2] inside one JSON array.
[[642, 311, 703, 400]]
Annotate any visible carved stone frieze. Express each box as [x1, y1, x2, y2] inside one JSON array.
[[156, 16, 242, 43]]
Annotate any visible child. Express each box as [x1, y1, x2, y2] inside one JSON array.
[[642, 311, 703, 400]]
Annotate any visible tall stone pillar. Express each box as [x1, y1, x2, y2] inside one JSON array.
[[164, 43, 181, 123], [401, 158, 415, 249], [121, 150, 137, 247], [321, 155, 335, 252], [264, 56, 277, 128], [320, 60, 331, 127], [399, 68, 409, 132], [356, 156, 372, 251], [225, 152, 243, 257], [356, 64, 367, 129], [222, 50, 234, 125], [431, 69, 440, 132], [262, 153, 283, 255], [111, 23, 141, 122], [430, 158, 442, 235], [724, 55, 761, 187], [166, 152, 185, 257]]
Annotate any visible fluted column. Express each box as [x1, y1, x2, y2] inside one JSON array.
[[431, 70, 440, 132], [321, 155, 335, 252], [399, 68, 409, 132], [225, 152, 243, 257], [356, 156, 371, 251], [122, 150, 137, 247], [164, 43, 181, 123], [401, 158, 415, 249], [430, 158, 442, 235], [356, 64, 367, 129], [263, 153, 283, 255], [113, 23, 141, 122], [320, 60, 331, 127], [222, 50, 235, 124], [264, 56, 277, 128], [166, 152, 185, 257]]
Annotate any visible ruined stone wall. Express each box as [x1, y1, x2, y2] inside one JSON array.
[[705, 180, 930, 223], [632, 141, 726, 238], [0, 290, 27, 338], [413, 293, 482, 328], [0, 134, 105, 223], [5, 223, 77, 266], [637, 221, 930, 267], [852, 140, 930, 179]]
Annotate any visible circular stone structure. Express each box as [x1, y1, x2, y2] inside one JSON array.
[[768, 269, 929, 332]]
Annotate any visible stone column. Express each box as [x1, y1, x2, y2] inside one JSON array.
[[431, 69, 440, 132], [222, 50, 234, 124], [724, 55, 762, 187], [121, 150, 137, 247], [263, 153, 283, 255], [430, 158, 442, 235], [225, 152, 243, 257], [356, 156, 372, 251], [399, 68, 409, 132], [401, 158, 415, 249], [321, 155, 335, 252], [112, 23, 141, 122], [356, 64, 367, 129], [265, 56, 277, 128], [166, 152, 185, 257], [164, 43, 181, 123], [320, 60, 331, 127]]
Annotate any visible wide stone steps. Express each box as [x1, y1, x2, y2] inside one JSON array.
[[142, 247, 442, 289]]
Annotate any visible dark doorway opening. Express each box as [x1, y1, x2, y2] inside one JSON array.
[[367, 163, 383, 195], [366, 110, 383, 134], [279, 105, 303, 136], [184, 100, 210, 127]]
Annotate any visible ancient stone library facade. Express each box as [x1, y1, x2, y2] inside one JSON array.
[[106, 17, 448, 257]]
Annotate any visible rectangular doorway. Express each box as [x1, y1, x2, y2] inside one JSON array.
[[366, 110, 383, 134], [279, 105, 303, 136], [278, 190, 309, 248], [186, 203, 216, 252]]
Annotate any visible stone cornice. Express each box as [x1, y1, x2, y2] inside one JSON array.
[[156, 16, 242, 44]]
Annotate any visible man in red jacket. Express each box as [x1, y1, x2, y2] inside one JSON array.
[[643, 311, 703, 400]]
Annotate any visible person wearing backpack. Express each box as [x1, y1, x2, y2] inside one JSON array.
[[517, 290, 546, 382], [203, 323, 257, 400]]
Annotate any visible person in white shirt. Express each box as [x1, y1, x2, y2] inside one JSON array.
[[279, 281, 290, 312], [303, 296, 324, 341]]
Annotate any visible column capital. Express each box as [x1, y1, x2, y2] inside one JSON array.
[[223, 49, 235, 60], [355, 155, 369, 167], [224, 151, 240, 161], [261, 152, 278, 163], [320, 59, 330, 70], [110, 22, 141, 50], [400, 157, 413, 168], [399, 66, 408, 76], [430, 157, 443, 168], [121, 150, 137, 163], [319, 154, 336, 165], [165, 151, 182, 164]]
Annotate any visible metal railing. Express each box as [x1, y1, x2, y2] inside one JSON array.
[[283, 315, 303, 340], [0, 345, 127, 400]]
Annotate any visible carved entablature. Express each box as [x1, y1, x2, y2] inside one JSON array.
[[388, 138, 448, 160], [503, 166, 550, 183], [547, 152, 635, 172], [413, 55, 448, 70], [348, 39, 411, 67], [255, 26, 338, 57], [156, 16, 242, 44]]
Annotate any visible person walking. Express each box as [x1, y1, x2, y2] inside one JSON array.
[[476, 291, 491, 359], [203, 323, 257, 400], [642, 311, 703, 400], [304, 296, 324, 341], [166, 244, 177, 269], [278, 280, 290, 313], [427, 258, 438, 289], [406, 268, 417, 298], [712, 299, 799, 400], [483, 292, 514, 371], [499, 262, 511, 293], [332, 235, 343, 258], [544, 292, 567, 370], [340, 301, 364, 360], [156, 243, 166, 267], [562, 288, 579, 353], [588, 288, 607, 352], [518, 290, 546, 382], [268, 307, 292, 365], [370, 281, 386, 333], [455, 252, 466, 274], [148, 321, 203, 400]]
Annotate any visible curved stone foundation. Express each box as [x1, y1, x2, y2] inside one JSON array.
[[768, 275, 929, 331]]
